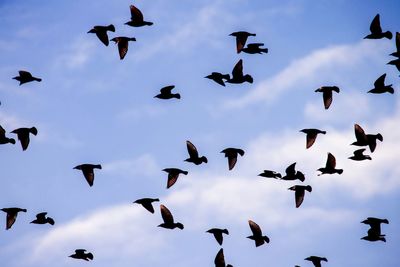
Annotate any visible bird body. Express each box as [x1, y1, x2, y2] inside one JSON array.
[[13, 70, 41, 85], [125, 5, 153, 27], [315, 86, 340, 109], [247, 220, 270, 247], [241, 43, 268, 54], [30, 212, 55, 225], [281, 162, 305, 182], [349, 149, 371, 161], [351, 124, 383, 153], [390, 32, 400, 57], [185, 140, 207, 165], [205, 72, 230, 86], [368, 73, 394, 94], [207, 228, 229, 245], [154, 85, 180, 99], [73, 164, 102, 187], [111, 37, 136, 60], [1, 207, 27, 230], [69, 249, 94, 261], [162, 168, 188, 188], [300, 128, 326, 149], [317, 153, 343, 175], [288, 185, 312, 208], [258, 170, 282, 179], [87, 24, 115, 46], [226, 59, 253, 84], [305, 256, 328, 267], [220, 147, 245, 170], [158, 204, 184, 230], [133, 198, 160, 213], [0, 125, 15, 145], [11, 127, 37, 150], [364, 14, 392, 40]]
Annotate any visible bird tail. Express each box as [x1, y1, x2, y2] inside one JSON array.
[[95, 164, 102, 169], [87, 253, 94, 260], [8, 138, 16, 144], [223, 229, 229, 234], [174, 94, 181, 99], [261, 48, 269, 53], [48, 217, 55, 225], [34, 77, 42, 82], [263, 235, 270, 243], [182, 171, 188, 175], [384, 31, 393, 40], [107, 24, 116, 32], [245, 75, 254, 84], [201, 156, 208, 163], [337, 169, 343, 174], [176, 223, 184, 230], [145, 22, 153, 26], [30, 127, 38, 135], [376, 133, 383, 142]]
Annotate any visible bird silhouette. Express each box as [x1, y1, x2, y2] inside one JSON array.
[[125, 5, 153, 27], [317, 153, 343, 175], [214, 248, 233, 267], [158, 204, 184, 230], [247, 220, 270, 247], [351, 124, 383, 153], [73, 164, 102, 187], [154, 85, 181, 99], [69, 249, 94, 261], [30, 212, 55, 225], [288, 185, 312, 208], [364, 14, 392, 40], [13, 70, 41, 85], [0, 125, 15, 145], [258, 170, 282, 179], [110, 37, 136, 60], [220, 147, 245, 170], [315, 86, 340, 109], [349, 149, 371, 161], [11, 127, 37, 151], [207, 228, 229, 245], [281, 163, 305, 182], [185, 140, 207, 165], [305, 256, 328, 267], [300, 129, 326, 149], [230, 31, 256, 53], [361, 217, 389, 237], [162, 168, 188, 189], [390, 32, 400, 57], [241, 43, 268, 54], [387, 58, 400, 72], [133, 198, 160, 213], [226, 59, 253, 84], [205, 72, 230, 86], [368, 74, 394, 94], [87, 24, 115, 46], [1, 207, 27, 230]]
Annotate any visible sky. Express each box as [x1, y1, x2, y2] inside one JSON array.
[[0, 0, 399, 266]]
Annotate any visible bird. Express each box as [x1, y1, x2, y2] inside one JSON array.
[[154, 85, 181, 99], [305, 256, 328, 267], [288, 185, 312, 208], [205, 72, 230, 86], [30, 212, 55, 225], [387, 58, 400, 72], [0, 125, 15, 145], [364, 14, 392, 40], [133, 198, 160, 213], [348, 149, 371, 161], [207, 228, 229, 245], [351, 124, 383, 153], [241, 43, 268, 54], [317, 153, 343, 175], [389, 32, 400, 57], [87, 24, 115, 46], [315, 86, 340, 109], [258, 170, 282, 179], [110, 37, 136, 60], [69, 249, 94, 261], [124, 4, 153, 27], [300, 128, 326, 149], [220, 147, 245, 170], [230, 31, 256, 53], [247, 220, 270, 247], [361, 217, 389, 236], [11, 127, 38, 151], [1, 207, 27, 230], [361, 232, 386, 242], [73, 164, 102, 187], [226, 59, 253, 84], [214, 248, 233, 267], [162, 168, 188, 189], [184, 140, 207, 165], [158, 204, 184, 230], [12, 70, 41, 85], [368, 73, 394, 94], [281, 163, 305, 182]]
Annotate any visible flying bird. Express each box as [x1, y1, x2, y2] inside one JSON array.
[[368, 73, 394, 94], [241, 43, 268, 54], [125, 5, 153, 27], [110, 37, 136, 60], [214, 248, 233, 267], [226, 59, 253, 84], [207, 228, 229, 245], [390, 32, 400, 57], [11, 127, 37, 151], [288, 185, 312, 208], [87, 24, 115, 46], [162, 168, 188, 189], [13, 70, 41, 85], [305, 256, 328, 267], [387, 58, 400, 72], [205, 72, 230, 86], [364, 14, 392, 40], [315, 86, 340, 109], [351, 124, 383, 153], [185, 140, 207, 165], [361, 217, 389, 236], [133, 198, 160, 213], [69, 249, 94, 261], [1, 207, 27, 230], [247, 220, 270, 247], [349, 149, 371, 161], [158, 204, 184, 230], [300, 128, 326, 149], [258, 170, 282, 179], [0, 125, 15, 145], [73, 164, 102, 187], [154, 85, 181, 100], [30, 212, 55, 225], [230, 31, 256, 53], [220, 147, 245, 170], [281, 163, 305, 182], [317, 153, 343, 175]]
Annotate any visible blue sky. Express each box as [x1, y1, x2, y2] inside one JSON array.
[[0, 0, 399, 266]]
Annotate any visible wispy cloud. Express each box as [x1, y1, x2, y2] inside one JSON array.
[[103, 154, 159, 177], [53, 37, 96, 69]]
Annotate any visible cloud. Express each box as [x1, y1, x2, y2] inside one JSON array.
[[103, 154, 159, 177], [54, 37, 96, 69]]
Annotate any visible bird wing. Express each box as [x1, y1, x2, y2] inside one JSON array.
[[214, 232, 223, 245], [186, 140, 199, 158], [295, 188, 305, 208], [167, 172, 179, 188], [117, 39, 128, 60], [374, 73, 386, 88], [214, 248, 226, 267], [322, 90, 333, 109], [285, 162, 296, 176], [306, 133, 317, 149], [231, 59, 244, 78], [82, 168, 94, 186], [160, 205, 174, 224], [236, 35, 248, 53], [326, 153, 336, 169], [248, 220, 262, 236], [247, 43, 264, 49], [130, 5, 144, 21], [160, 85, 175, 94], [141, 202, 155, 213], [353, 149, 366, 157], [95, 31, 109, 46], [18, 70, 31, 78], [6, 212, 17, 230], [370, 14, 382, 34], [36, 212, 47, 220], [227, 154, 238, 170], [396, 32, 400, 52], [0, 125, 6, 138], [354, 124, 367, 142], [14, 130, 30, 151]]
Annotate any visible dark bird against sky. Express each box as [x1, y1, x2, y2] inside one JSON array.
[[87, 24, 115, 46], [12, 70, 41, 85], [73, 164, 102, 187]]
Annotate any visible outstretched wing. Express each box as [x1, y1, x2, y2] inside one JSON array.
[[354, 124, 367, 143], [370, 14, 382, 34], [186, 140, 199, 158], [374, 73, 386, 88], [160, 205, 174, 224], [322, 90, 333, 109], [231, 59, 243, 78], [130, 5, 144, 21], [160, 85, 174, 94], [326, 153, 336, 169], [248, 220, 262, 236]]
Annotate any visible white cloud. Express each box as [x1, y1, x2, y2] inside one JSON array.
[[103, 154, 159, 177], [54, 37, 96, 69]]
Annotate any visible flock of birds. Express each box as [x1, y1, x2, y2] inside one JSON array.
[[1, 4, 399, 267]]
